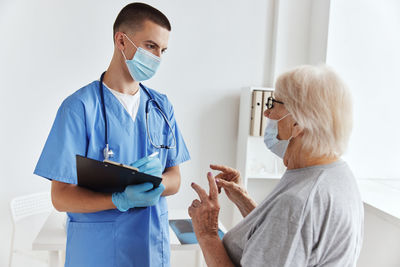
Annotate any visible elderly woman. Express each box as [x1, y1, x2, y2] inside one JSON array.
[[188, 65, 363, 267]]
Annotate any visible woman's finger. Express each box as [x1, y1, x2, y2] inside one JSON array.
[[211, 164, 239, 179], [188, 206, 193, 217], [191, 182, 208, 202], [216, 178, 235, 190], [214, 175, 222, 194], [191, 199, 201, 207], [214, 173, 225, 179], [210, 164, 233, 173], [217, 182, 222, 194], [207, 172, 218, 200], [215, 172, 239, 183]]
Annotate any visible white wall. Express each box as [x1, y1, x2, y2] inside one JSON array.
[[358, 204, 400, 267], [0, 0, 273, 265], [271, 0, 314, 79], [326, 0, 400, 179]]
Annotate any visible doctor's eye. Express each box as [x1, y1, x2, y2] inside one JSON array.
[[146, 44, 156, 50]]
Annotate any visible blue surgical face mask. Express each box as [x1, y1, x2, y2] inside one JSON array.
[[121, 34, 161, 82], [264, 113, 292, 159]]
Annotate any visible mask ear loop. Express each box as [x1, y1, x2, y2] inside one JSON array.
[[277, 113, 291, 122], [120, 34, 137, 61], [287, 120, 301, 144], [278, 113, 293, 142], [120, 49, 128, 60], [123, 33, 138, 48]]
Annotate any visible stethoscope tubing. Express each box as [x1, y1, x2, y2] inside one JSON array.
[[99, 71, 176, 159]]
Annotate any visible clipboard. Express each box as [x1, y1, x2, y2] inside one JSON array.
[[76, 155, 162, 193]]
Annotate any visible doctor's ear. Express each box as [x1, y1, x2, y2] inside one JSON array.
[[292, 122, 304, 138], [114, 32, 126, 50]]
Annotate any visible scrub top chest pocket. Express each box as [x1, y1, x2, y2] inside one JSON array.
[[147, 103, 175, 149]]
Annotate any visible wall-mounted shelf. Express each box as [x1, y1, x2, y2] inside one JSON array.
[[236, 87, 286, 189]]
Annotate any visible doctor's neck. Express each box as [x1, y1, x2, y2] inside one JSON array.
[[103, 55, 140, 96]]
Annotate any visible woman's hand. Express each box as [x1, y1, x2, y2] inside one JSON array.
[[210, 164, 246, 203], [210, 164, 240, 189], [188, 172, 235, 267], [211, 164, 257, 217], [188, 172, 220, 240]]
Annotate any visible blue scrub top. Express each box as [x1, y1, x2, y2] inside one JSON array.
[[34, 80, 190, 267]]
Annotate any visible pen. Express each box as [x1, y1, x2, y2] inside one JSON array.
[[149, 152, 159, 158]]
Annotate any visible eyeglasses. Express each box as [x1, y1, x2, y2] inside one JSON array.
[[266, 96, 284, 109]]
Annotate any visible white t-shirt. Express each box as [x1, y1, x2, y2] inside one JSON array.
[[104, 83, 141, 121]]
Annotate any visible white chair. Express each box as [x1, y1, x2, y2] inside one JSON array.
[[9, 192, 53, 267]]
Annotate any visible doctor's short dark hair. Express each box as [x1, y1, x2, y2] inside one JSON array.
[[113, 2, 171, 38]]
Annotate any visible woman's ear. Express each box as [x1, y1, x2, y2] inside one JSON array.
[[292, 122, 304, 138]]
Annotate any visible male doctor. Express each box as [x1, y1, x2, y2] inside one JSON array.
[[34, 3, 190, 266]]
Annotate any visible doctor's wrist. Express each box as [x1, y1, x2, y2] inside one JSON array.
[[111, 192, 130, 212]]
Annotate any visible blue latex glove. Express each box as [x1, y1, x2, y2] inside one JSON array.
[[112, 182, 165, 212], [130, 155, 163, 177]]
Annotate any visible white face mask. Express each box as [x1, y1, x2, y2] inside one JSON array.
[[263, 113, 292, 159]]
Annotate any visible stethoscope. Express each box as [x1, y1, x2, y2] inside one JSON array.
[[99, 71, 176, 160]]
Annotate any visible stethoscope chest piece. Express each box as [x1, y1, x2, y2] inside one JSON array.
[[103, 144, 114, 160]]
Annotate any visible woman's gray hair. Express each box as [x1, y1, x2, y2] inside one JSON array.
[[274, 65, 353, 158]]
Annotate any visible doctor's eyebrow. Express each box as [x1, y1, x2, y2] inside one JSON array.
[[144, 40, 168, 53]]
